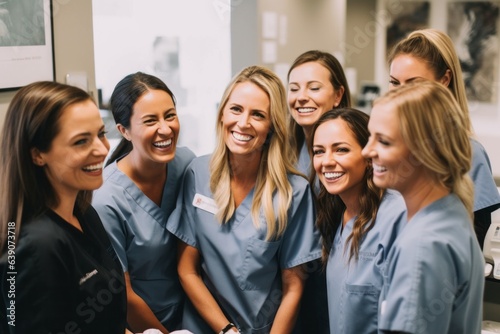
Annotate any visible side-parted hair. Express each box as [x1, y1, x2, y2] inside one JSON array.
[[210, 65, 299, 241], [106, 72, 176, 165], [287, 50, 352, 162], [374, 79, 473, 217], [388, 28, 472, 136], [311, 108, 383, 263], [0, 81, 94, 253]]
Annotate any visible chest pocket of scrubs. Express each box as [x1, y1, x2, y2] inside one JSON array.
[[238, 237, 280, 290]]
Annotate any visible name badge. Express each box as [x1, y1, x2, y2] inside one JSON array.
[[192, 193, 218, 215], [380, 300, 386, 315]]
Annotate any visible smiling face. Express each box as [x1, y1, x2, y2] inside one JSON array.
[[120, 89, 179, 166], [312, 118, 367, 203], [362, 102, 420, 194], [222, 81, 271, 159], [288, 62, 343, 133], [33, 99, 110, 199]]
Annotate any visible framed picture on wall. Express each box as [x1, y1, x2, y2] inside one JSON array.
[[447, 1, 500, 104], [0, 0, 54, 91], [385, 1, 430, 58]]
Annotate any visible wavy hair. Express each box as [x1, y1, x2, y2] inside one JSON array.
[[374, 79, 473, 217], [287, 50, 352, 163], [388, 29, 472, 136], [106, 72, 176, 165], [0, 81, 94, 254], [210, 65, 298, 241], [311, 108, 383, 263]]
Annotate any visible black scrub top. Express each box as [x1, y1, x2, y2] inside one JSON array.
[[0, 206, 127, 334]]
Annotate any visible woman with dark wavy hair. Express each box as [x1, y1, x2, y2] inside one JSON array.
[[311, 108, 406, 334]]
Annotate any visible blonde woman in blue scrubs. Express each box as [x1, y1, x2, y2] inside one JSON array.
[[311, 108, 406, 333], [363, 79, 484, 333], [388, 29, 500, 248], [93, 72, 195, 333], [168, 66, 321, 334]]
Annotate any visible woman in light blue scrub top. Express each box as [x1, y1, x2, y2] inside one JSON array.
[[168, 66, 321, 334], [363, 79, 484, 334], [388, 28, 500, 248], [311, 108, 406, 334], [93, 72, 195, 333], [287, 50, 352, 333]]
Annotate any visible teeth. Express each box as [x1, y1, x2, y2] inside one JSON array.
[[373, 163, 387, 172], [82, 162, 103, 172], [153, 139, 172, 147], [232, 132, 252, 141], [324, 172, 343, 179], [297, 107, 315, 113]]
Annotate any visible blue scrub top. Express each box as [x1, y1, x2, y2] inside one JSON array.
[[378, 194, 484, 334], [471, 138, 500, 212], [327, 190, 406, 334], [167, 154, 322, 334], [92, 146, 195, 330], [297, 141, 312, 176]]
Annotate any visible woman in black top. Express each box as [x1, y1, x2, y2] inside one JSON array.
[[0, 81, 128, 334]]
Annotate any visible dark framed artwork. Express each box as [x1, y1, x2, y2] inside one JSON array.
[[447, 1, 500, 103], [0, 0, 54, 91], [386, 1, 430, 59]]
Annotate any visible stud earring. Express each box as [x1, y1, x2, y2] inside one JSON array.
[[33, 159, 44, 166]]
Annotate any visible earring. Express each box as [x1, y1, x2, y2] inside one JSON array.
[[33, 158, 44, 166]]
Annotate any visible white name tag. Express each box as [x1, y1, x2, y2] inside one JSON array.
[[192, 193, 218, 215], [380, 300, 386, 315]]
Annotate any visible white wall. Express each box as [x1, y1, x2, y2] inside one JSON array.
[[92, 0, 232, 157]]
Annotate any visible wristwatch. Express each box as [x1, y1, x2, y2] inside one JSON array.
[[219, 322, 237, 334]]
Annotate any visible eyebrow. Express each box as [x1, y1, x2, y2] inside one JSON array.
[[313, 141, 350, 147], [70, 125, 105, 140], [289, 80, 322, 86], [140, 107, 176, 118]]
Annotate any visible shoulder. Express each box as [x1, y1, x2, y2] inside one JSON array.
[[102, 160, 120, 180], [18, 214, 69, 256], [379, 190, 406, 216], [95, 163, 126, 196], [288, 173, 311, 193], [187, 154, 211, 172], [470, 137, 493, 168], [174, 146, 196, 166]]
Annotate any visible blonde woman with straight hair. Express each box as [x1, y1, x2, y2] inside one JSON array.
[[388, 28, 500, 248], [168, 65, 321, 334], [363, 79, 484, 334]]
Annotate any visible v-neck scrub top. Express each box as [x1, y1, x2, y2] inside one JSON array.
[[378, 194, 484, 334], [167, 154, 322, 334], [326, 190, 406, 334], [0, 208, 127, 334], [92, 147, 195, 330]]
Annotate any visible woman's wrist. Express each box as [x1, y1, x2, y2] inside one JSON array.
[[219, 322, 239, 334]]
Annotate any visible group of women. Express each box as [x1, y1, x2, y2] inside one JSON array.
[[1, 28, 498, 334]]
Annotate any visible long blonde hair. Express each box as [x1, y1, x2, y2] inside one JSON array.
[[374, 79, 473, 218], [388, 28, 473, 136], [210, 66, 299, 241]]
